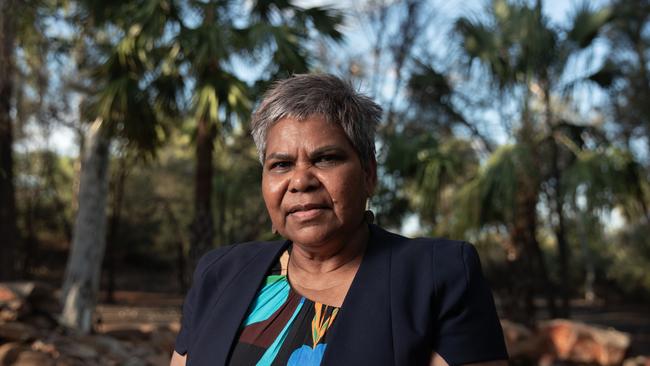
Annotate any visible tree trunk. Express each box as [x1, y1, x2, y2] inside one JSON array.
[[190, 117, 215, 272], [0, 0, 20, 281], [511, 97, 557, 321], [544, 78, 571, 318], [60, 119, 111, 333], [509, 185, 557, 323], [22, 187, 39, 279], [162, 200, 188, 293], [550, 138, 571, 317], [104, 155, 127, 304], [578, 207, 595, 303]]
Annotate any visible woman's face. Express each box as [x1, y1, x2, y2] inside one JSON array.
[[262, 115, 376, 247]]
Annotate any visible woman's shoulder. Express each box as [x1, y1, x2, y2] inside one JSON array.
[[193, 240, 286, 279], [373, 225, 472, 260], [373, 225, 483, 287]]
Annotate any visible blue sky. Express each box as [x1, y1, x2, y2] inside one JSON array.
[[45, 0, 609, 156]]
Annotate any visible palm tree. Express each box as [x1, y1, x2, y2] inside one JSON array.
[[60, 0, 182, 332], [453, 0, 614, 318], [175, 0, 343, 270], [452, 0, 558, 319], [60, 0, 343, 332]]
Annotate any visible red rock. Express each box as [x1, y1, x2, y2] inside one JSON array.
[[539, 319, 631, 366], [500, 319, 545, 359], [12, 350, 55, 366], [0, 342, 30, 365], [0, 282, 59, 322]]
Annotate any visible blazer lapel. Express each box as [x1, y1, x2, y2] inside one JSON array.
[[190, 240, 289, 366], [321, 224, 395, 365]]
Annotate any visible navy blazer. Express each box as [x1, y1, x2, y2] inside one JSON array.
[[175, 224, 508, 366]]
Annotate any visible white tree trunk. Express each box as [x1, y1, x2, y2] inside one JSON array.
[[60, 118, 111, 333]]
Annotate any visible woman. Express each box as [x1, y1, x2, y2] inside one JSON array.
[[170, 74, 508, 366]]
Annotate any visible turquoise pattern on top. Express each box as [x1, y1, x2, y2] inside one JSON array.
[[255, 297, 305, 366], [243, 276, 291, 326]]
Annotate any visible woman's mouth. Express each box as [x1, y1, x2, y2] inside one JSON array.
[[287, 203, 330, 220]]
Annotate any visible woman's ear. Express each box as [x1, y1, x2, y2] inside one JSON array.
[[364, 158, 378, 197]]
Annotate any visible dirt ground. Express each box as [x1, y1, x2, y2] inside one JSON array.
[[93, 291, 650, 358]]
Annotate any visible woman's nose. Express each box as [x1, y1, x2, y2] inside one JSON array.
[[288, 166, 320, 193]]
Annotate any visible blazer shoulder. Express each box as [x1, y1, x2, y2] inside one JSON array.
[[376, 225, 478, 286], [193, 239, 285, 279]]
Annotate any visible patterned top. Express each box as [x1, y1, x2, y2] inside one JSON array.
[[228, 249, 340, 366]]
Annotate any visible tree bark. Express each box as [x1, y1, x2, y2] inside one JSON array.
[[162, 199, 188, 293], [550, 137, 571, 317], [544, 78, 571, 318], [190, 116, 215, 272], [0, 0, 20, 281], [511, 96, 557, 321], [104, 155, 127, 304], [509, 184, 557, 323], [60, 119, 111, 333]]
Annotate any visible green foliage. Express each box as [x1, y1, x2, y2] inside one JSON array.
[[382, 127, 479, 234], [566, 3, 613, 48], [606, 222, 650, 298], [213, 133, 271, 244], [72, 0, 184, 155], [562, 146, 648, 218], [14, 149, 75, 246], [8, 0, 650, 305], [455, 0, 557, 89]]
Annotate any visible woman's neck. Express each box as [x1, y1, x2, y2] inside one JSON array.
[[289, 223, 369, 275]]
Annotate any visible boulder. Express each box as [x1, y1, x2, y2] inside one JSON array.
[[500, 319, 545, 359], [0, 282, 59, 322], [0, 285, 28, 321], [11, 350, 55, 366], [0, 343, 30, 365], [539, 319, 631, 366]]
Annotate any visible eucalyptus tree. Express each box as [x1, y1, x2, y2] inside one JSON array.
[[60, 0, 182, 332], [174, 0, 343, 269]]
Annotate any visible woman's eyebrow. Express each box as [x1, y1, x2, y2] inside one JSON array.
[[266, 152, 294, 161], [310, 145, 346, 157]]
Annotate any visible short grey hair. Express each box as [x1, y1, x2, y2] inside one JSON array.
[[250, 73, 382, 171]]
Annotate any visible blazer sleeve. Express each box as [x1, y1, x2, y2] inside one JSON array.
[[432, 241, 508, 365], [174, 246, 233, 355], [174, 277, 195, 355]]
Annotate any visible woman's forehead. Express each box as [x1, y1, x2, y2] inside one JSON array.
[[264, 116, 354, 154]]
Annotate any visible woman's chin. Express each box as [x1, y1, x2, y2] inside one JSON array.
[[283, 224, 341, 247], [282, 221, 366, 249]]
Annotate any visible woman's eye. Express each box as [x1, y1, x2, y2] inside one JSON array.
[[269, 161, 291, 170], [315, 155, 340, 166]]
